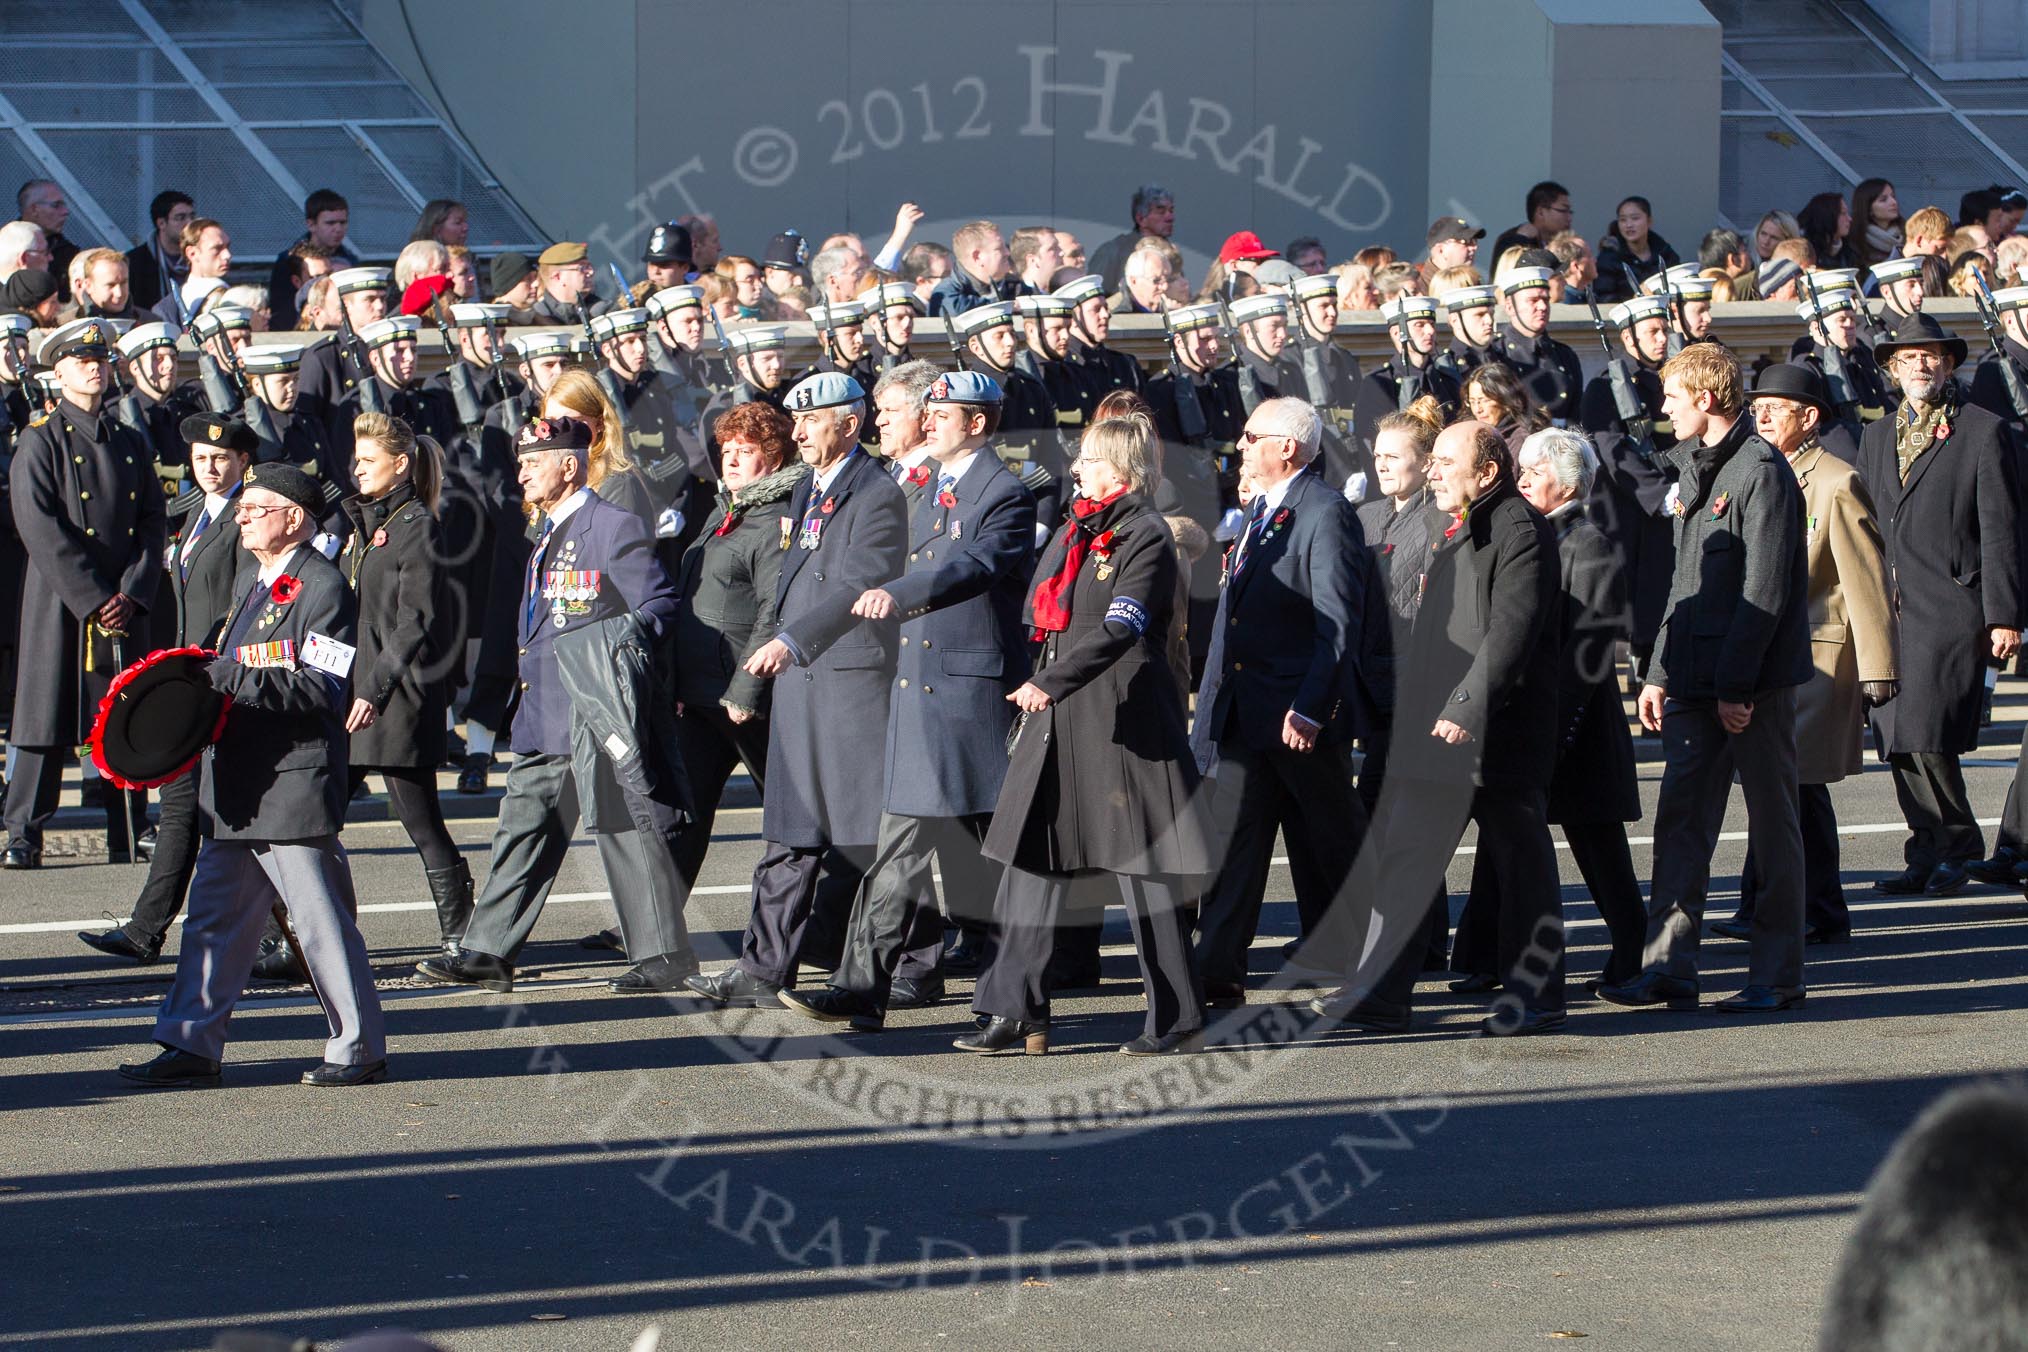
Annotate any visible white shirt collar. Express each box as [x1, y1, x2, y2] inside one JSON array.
[[255, 543, 304, 589], [936, 449, 979, 485], [897, 447, 934, 472], [813, 454, 852, 496], [1255, 470, 1300, 516], [201, 484, 238, 522], [544, 486, 592, 532]]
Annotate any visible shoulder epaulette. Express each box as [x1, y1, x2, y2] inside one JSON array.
[[28, 411, 48, 428], [168, 486, 205, 517]]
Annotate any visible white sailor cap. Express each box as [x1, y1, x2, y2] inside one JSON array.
[[1051, 274, 1106, 307], [37, 316, 117, 366], [331, 266, 393, 296], [1798, 289, 1857, 320], [34, 369, 61, 395], [1496, 266, 1558, 296], [1991, 285, 2028, 313], [1441, 285, 1498, 313], [1165, 301, 1224, 334], [0, 312, 34, 342], [358, 315, 422, 348], [1291, 272, 1339, 303], [189, 305, 254, 340], [872, 281, 925, 314], [239, 343, 307, 375], [1814, 268, 1862, 293], [1013, 293, 1074, 320], [509, 330, 586, 361], [725, 324, 788, 355], [646, 284, 705, 318], [1869, 256, 1927, 286], [1380, 295, 1440, 325], [1641, 263, 1703, 296], [808, 299, 866, 328], [117, 321, 176, 359], [589, 308, 651, 340], [952, 301, 1017, 336], [448, 302, 513, 328], [1669, 275, 1717, 301], [784, 370, 864, 411], [1228, 293, 1290, 324], [1608, 295, 1671, 328]]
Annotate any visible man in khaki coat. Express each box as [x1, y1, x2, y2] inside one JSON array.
[[1716, 363, 1897, 944]]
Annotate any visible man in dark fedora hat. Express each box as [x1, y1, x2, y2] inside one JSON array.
[[1856, 313, 2019, 900]]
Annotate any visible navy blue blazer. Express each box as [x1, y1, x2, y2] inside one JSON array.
[[511, 490, 680, 757], [1208, 467, 1371, 750], [882, 449, 1036, 818]]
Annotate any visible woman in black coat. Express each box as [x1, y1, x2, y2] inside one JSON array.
[[343, 412, 465, 954], [960, 413, 1212, 1057], [670, 400, 805, 889], [1593, 195, 1681, 303], [1453, 429, 1646, 990]]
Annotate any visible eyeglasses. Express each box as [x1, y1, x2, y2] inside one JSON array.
[[1238, 430, 1290, 446], [233, 502, 296, 520]]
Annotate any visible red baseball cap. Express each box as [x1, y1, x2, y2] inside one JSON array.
[[1216, 231, 1279, 266]]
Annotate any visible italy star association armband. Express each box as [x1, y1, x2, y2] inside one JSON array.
[[1104, 596, 1149, 635]]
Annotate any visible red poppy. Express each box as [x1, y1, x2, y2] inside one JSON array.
[[370, 528, 388, 549], [907, 465, 931, 487], [1273, 507, 1291, 527], [1092, 529, 1116, 558], [1442, 514, 1463, 541], [821, 496, 837, 514], [938, 490, 957, 509], [1935, 420, 1952, 441], [270, 575, 303, 605], [712, 509, 739, 538], [1380, 542, 1395, 556]]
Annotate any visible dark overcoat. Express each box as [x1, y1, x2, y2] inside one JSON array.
[[160, 485, 245, 649], [1856, 398, 2022, 754], [762, 449, 907, 848], [1388, 480, 1560, 790], [342, 482, 451, 769], [9, 398, 167, 745], [984, 491, 1215, 878], [671, 462, 804, 715], [1543, 503, 1639, 825], [881, 449, 1036, 819]]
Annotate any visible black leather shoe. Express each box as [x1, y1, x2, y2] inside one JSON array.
[[608, 952, 701, 994], [80, 923, 162, 964], [1805, 924, 1851, 945], [1120, 1030, 1203, 1055], [1872, 869, 1926, 895], [1924, 860, 1969, 896], [1204, 982, 1247, 1009], [456, 753, 491, 795], [683, 966, 781, 1008], [1308, 991, 1413, 1033], [1707, 915, 1752, 941], [415, 950, 514, 993], [2, 842, 39, 870], [1481, 1007, 1567, 1037], [1714, 984, 1806, 1013], [301, 1059, 389, 1086], [117, 1047, 221, 1088], [1966, 849, 2022, 884], [779, 986, 885, 1031], [578, 928, 625, 953], [887, 975, 944, 1009], [1447, 973, 1499, 994], [942, 931, 987, 972], [953, 1016, 1049, 1055], [1597, 971, 1699, 1010], [250, 936, 309, 983]]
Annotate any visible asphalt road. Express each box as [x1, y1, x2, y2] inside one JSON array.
[[3, 687, 2027, 1352]]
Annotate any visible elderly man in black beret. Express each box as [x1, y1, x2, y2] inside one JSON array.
[[118, 460, 385, 1088]]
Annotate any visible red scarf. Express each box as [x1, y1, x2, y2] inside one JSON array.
[[1032, 489, 1126, 634]]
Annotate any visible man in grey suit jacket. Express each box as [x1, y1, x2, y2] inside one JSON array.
[[1602, 344, 1813, 1015], [780, 371, 1036, 1028], [118, 462, 385, 1088], [688, 372, 908, 1007]]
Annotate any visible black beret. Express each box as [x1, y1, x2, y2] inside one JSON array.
[[516, 414, 594, 456], [179, 412, 261, 456], [5, 267, 57, 313], [490, 250, 534, 297], [240, 460, 324, 514]]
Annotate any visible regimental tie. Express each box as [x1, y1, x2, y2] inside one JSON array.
[[179, 505, 211, 581], [524, 518, 555, 632], [1228, 496, 1269, 576]]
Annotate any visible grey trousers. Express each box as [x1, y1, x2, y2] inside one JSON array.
[[461, 753, 693, 966], [154, 837, 385, 1066], [1642, 690, 1806, 990]]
